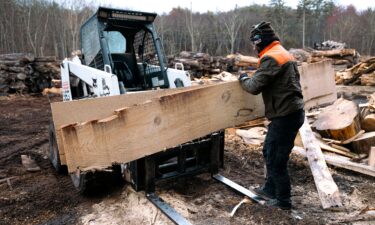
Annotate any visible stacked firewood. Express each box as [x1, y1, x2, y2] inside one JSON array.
[[336, 57, 375, 86], [289, 47, 360, 71], [310, 48, 359, 69], [0, 53, 60, 94], [167, 51, 258, 78]]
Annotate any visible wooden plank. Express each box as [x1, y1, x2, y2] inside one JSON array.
[[56, 81, 264, 172], [52, 85, 205, 165], [369, 147, 375, 167], [52, 60, 335, 167], [299, 117, 342, 209], [299, 60, 337, 109]]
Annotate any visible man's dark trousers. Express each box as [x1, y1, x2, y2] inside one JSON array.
[[262, 109, 305, 203]]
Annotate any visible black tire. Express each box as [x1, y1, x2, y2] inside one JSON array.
[[71, 166, 124, 195], [70, 171, 90, 194], [49, 121, 67, 174]]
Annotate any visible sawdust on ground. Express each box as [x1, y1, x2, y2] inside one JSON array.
[[0, 95, 375, 225]]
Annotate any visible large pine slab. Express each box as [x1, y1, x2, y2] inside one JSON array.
[[56, 81, 264, 172]]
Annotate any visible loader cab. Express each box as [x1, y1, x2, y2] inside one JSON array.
[[80, 7, 169, 91]]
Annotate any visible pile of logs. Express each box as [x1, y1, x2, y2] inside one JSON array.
[[167, 51, 258, 78], [0, 53, 60, 94], [336, 57, 375, 86], [310, 48, 359, 68], [289, 48, 360, 71]]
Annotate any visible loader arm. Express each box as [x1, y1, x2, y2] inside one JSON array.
[[61, 58, 120, 101]]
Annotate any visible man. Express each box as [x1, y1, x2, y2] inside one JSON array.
[[238, 21, 305, 210]]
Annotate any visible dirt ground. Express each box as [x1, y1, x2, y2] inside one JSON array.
[[1, 95, 375, 225]]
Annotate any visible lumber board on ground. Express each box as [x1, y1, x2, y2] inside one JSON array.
[[299, 117, 342, 209], [55, 81, 265, 172], [293, 146, 375, 177], [298, 60, 337, 109]]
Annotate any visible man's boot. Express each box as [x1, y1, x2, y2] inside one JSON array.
[[266, 198, 292, 210]]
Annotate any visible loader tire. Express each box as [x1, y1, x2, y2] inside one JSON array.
[[49, 121, 67, 174], [71, 166, 123, 195]]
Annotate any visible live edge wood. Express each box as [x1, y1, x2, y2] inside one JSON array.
[[299, 117, 342, 209], [55, 81, 265, 172], [52, 60, 336, 170]]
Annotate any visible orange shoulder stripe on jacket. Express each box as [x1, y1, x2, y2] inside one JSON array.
[[257, 41, 295, 67]]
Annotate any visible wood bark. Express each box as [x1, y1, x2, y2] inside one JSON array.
[[299, 117, 342, 209]]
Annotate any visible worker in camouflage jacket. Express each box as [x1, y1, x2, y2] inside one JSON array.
[[239, 21, 305, 210]]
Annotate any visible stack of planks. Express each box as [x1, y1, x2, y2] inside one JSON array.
[[336, 57, 375, 86], [167, 52, 259, 78], [0, 53, 60, 94]]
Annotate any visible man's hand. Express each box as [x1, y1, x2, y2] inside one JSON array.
[[238, 73, 248, 81]]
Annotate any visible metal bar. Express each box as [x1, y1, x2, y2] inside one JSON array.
[[212, 174, 266, 205], [147, 192, 193, 225]]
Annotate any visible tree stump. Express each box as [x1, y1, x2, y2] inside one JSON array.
[[312, 98, 361, 141]]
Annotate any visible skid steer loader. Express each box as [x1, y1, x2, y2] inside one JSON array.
[[49, 5, 225, 197], [49, 7, 266, 224]]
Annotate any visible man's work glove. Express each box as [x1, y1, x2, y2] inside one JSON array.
[[238, 73, 248, 81]]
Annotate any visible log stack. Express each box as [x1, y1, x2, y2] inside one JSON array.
[[167, 52, 258, 78], [310, 48, 359, 70], [336, 57, 375, 86], [0, 53, 60, 94]]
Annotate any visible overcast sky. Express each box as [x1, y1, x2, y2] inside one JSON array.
[[94, 0, 375, 13]]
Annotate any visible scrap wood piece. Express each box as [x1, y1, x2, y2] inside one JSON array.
[[230, 197, 251, 217], [317, 138, 358, 158], [58, 81, 265, 172], [293, 147, 375, 178], [21, 155, 41, 172], [312, 98, 361, 141], [369, 147, 375, 167], [298, 60, 337, 109], [351, 132, 375, 154], [361, 114, 375, 132], [236, 127, 267, 146], [299, 117, 342, 209]]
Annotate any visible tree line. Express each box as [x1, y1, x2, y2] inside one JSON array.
[[0, 0, 374, 59]]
